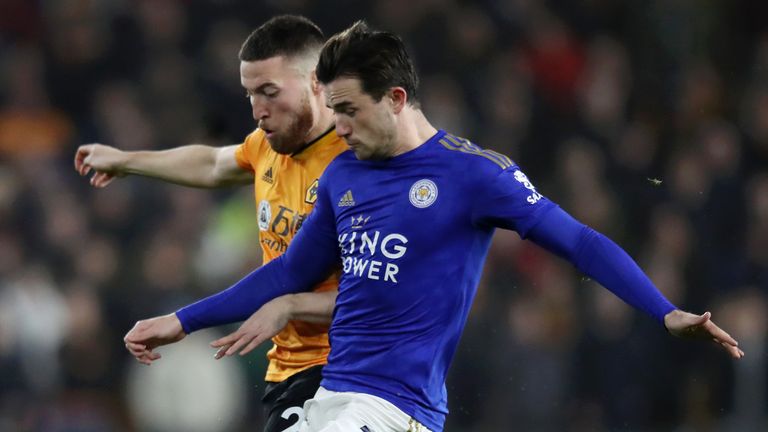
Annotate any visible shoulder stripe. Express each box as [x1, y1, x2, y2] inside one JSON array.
[[439, 135, 512, 169], [445, 135, 512, 169], [455, 136, 513, 167], [439, 137, 509, 169], [485, 149, 513, 167]]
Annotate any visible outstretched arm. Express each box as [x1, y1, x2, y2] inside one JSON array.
[[173, 215, 339, 333], [123, 176, 339, 364], [74, 143, 252, 188], [526, 206, 743, 359], [124, 290, 338, 365], [211, 290, 338, 359]]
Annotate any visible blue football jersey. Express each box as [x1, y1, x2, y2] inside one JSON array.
[[312, 130, 554, 430], [177, 129, 675, 432]]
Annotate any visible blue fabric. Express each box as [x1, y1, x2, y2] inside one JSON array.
[[175, 129, 677, 431], [175, 177, 340, 334], [526, 206, 676, 323]]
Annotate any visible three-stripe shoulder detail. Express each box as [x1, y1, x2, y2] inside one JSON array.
[[438, 134, 513, 169]]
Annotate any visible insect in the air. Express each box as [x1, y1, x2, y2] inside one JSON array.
[[647, 177, 663, 186]]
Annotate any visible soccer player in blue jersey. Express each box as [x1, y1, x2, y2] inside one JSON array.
[[125, 22, 744, 432]]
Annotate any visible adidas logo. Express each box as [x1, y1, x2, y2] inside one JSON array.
[[338, 190, 356, 207], [262, 167, 274, 184]]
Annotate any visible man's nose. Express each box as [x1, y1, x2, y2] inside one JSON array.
[[252, 100, 269, 120], [336, 119, 351, 137]]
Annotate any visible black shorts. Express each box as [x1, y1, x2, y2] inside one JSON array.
[[261, 365, 324, 432]]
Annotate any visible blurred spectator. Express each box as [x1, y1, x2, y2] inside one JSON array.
[[0, 1, 764, 430], [125, 330, 248, 432], [0, 47, 74, 159], [716, 288, 768, 431], [577, 36, 631, 140]]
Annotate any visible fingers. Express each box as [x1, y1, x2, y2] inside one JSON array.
[[74, 147, 87, 173], [704, 322, 744, 360], [697, 311, 711, 324], [704, 321, 738, 347], [222, 333, 251, 357], [214, 344, 231, 360], [126, 341, 147, 356], [124, 320, 156, 346], [75, 144, 119, 186], [75, 145, 96, 176], [699, 316, 745, 359], [90, 171, 115, 188], [210, 332, 238, 349], [135, 351, 162, 366], [76, 157, 92, 177], [125, 339, 162, 365], [210, 330, 268, 358], [719, 341, 745, 359], [682, 311, 710, 328], [239, 335, 268, 356], [211, 332, 242, 359]]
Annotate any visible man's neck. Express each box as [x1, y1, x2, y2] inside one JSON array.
[[391, 108, 438, 157], [305, 106, 335, 143]]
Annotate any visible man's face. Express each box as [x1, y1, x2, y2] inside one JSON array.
[[325, 77, 398, 160], [241, 56, 314, 154]]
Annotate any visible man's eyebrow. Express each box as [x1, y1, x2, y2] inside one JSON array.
[[245, 82, 278, 93], [328, 101, 353, 110]]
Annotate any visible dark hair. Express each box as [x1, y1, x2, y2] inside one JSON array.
[[239, 15, 325, 62], [316, 21, 420, 105]]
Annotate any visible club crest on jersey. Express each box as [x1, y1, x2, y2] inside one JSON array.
[[409, 179, 438, 208], [257, 200, 271, 231], [305, 179, 319, 204], [261, 167, 274, 184]]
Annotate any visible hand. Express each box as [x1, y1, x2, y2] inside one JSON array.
[[124, 313, 186, 365], [210, 296, 293, 359], [74, 143, 127, 187], [664, 309, 745, 359]]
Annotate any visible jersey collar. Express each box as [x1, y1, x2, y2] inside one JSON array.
[[291, 125, 337, 159]]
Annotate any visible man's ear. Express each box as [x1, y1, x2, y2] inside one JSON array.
[[389, 87, 407, 114], [311, 70, 322, 94]]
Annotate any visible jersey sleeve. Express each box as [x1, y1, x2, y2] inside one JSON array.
[[471, 164, 675, 323], [525, 206, 677, 323], [175, 173, 340, 333], [470, 165, 556, 238], [233, 131, 262, 172]]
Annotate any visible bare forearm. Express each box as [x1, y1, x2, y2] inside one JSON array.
[[285, 291, 338, 324], [124, 145, 250, 188]]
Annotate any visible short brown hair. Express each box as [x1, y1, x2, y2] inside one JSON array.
[[239, 15, 324, 62], [316, 21, 420, 105]]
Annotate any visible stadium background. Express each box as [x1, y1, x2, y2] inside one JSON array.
[[1, 0, 767, 430]]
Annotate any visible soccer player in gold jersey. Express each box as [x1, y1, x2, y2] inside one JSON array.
[[74, 15, 346, 432]]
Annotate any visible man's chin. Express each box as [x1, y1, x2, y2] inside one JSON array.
[[266, 136, 297, 155], [353, 148, 379, 161]]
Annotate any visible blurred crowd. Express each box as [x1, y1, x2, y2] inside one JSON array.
[[1, 0, 766, 431]]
